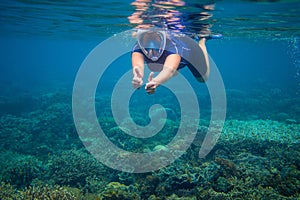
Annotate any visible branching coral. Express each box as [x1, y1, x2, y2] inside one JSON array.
[[47, 149, 112, 190]]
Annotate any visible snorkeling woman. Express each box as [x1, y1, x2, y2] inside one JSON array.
[[131, 28, 221, 94]]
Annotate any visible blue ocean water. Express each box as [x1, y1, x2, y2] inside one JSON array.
[[0, 0, 300, 199]]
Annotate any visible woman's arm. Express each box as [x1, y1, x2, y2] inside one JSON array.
[[152, 54, 181, 85], [145, 54, 181, 94], [132, 52, 145, 88]]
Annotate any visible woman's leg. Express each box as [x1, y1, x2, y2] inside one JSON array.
[[196, 38, 210, 82], [176, 35, 210, 82]]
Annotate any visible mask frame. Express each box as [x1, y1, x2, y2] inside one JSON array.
[[137, 29, 167, 61]]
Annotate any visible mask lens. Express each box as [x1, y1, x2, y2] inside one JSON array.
[[144, 48, 161, 61]]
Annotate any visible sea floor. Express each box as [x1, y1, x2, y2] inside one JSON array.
[[0, 85, 299, 200]]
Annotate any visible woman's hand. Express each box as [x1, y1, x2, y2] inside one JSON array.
[[132, 67, 144, 89], [145, 72, 158, 94]]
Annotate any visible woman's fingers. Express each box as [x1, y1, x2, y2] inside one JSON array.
[[148, 72, 154, 82], [132, 77, 143, 88]]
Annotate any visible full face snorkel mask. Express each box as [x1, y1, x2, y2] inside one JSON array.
[[137, 29, 167, 61]]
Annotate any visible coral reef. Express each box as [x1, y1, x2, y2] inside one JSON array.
[[0, 92, 80, 158], [20, 184, 77, 200], [47, 149, 112, 190], [0, 182, 21, 199], [0, 88, 299, 199], [0, 151, 45, 188], [99, 182, 140, 200], [0, 182, 77, 200]]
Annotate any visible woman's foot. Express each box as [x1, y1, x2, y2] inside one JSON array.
[[193, 32, 223, 41]]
